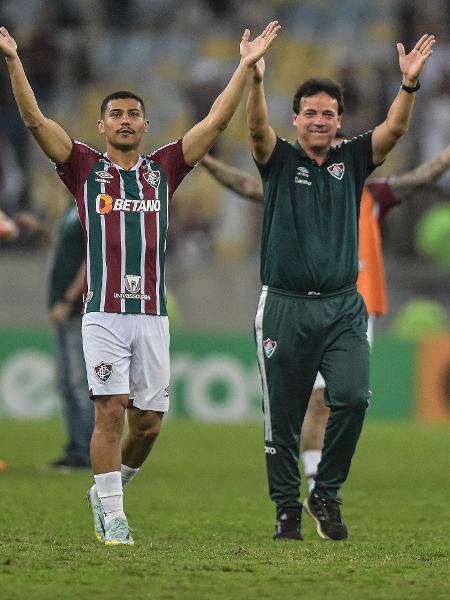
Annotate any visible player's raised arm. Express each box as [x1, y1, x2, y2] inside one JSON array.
[[371, 34, 435, 166], [182, 21, 280, 166], [246, 57, 277, 165], [391, 144, 450, 199], [201, 153, 263, 203], [0, 27, 72, 164]]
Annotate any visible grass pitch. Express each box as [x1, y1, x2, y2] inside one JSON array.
[[0, 419, 448, 600]]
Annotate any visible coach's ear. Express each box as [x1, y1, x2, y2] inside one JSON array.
[[97, 119, 105, 134]]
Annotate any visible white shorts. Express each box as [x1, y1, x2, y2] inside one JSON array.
[[82, 312, 170, 412], [312, 314, 375, 391]]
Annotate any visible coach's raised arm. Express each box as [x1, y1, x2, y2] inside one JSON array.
[[181, 21, 280, 166], [371, 34, 435, 165]]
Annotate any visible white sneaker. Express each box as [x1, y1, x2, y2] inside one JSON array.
[[86, 485, 105, 543], [104, 517, 134, 546]]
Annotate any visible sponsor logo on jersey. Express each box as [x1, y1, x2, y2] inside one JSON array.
[[294, 177, 312, 186], [96, 193, 114, 214], [124, 275, 141, 294], [94, 361, 113, 383], [95, 170, 113, 183], [95, 194, 161, 215], [327, 162, 345, 180], [264, 445, 277, 454], [263, 338, 277, 358], [114, 275, 151, 300], [143, 169, 161, 189], [85, 291, 93, 303]]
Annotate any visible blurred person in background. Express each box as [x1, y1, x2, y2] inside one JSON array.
[[0, 21, 280, 546], [0, 208, 18, 241], [202, 140, 450, 495], [245, 34, 434, 541], [16, 205, 93, 470], [0, 206, 18, 473]]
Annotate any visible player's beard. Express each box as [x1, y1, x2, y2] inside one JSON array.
[[109, 138, 140, 152]]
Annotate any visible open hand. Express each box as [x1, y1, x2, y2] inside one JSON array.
[[0, 27, 18, 61], [397, 34, 435, 85], [240, 21, 280, 69]]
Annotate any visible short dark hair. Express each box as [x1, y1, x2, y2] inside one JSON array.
[[293, 78, 344, 115], [100, 91, 146, 117]]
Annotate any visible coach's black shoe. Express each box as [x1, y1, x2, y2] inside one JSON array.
[[304, 492, 347, 540], [49, 456, 91, 470], [273, 508, 303, 541]]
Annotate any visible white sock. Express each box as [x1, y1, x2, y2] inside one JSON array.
[[94, 471, 124, 521], [121, 463, 139, 487], [302, 450, 322, 494]]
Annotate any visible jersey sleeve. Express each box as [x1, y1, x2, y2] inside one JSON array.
[[55, 140, 102, 197], [342, 131, 378, 203], [150, 138, 193, 197], [366, 178, 400, 221], [254, 136, 286, 180]]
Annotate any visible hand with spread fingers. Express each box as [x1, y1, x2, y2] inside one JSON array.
[[240, 21, 281, 69], [397, 34, 435, 85], [0, 26, 18, 61]]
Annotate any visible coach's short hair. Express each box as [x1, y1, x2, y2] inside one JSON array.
[[293, 78, 344, 115], [100, 91, 146, 117]]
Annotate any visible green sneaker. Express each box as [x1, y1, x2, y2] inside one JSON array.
[[86, 485, 105, 543], [104, 517, 134, 546]]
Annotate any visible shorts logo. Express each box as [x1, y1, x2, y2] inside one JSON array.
[[94, 362, 113, 384], [263, 338, 277, 358], [264, 445, 277, 454], [327, 163, 345, 180], [124, 274, 141, 294], [163, 385, 169, 398], [143, 169, 161, 189]]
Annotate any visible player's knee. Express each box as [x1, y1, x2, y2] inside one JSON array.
[[332, 385, 369, 411], [132, 418, 161, 446]]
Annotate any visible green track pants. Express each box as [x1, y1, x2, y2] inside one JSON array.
[[254, 284, 370, 515]]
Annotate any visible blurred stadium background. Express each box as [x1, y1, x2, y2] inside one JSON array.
[[0, 0, 449, 423]]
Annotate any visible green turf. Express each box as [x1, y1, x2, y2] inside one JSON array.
[[0, 420, 448, 599]]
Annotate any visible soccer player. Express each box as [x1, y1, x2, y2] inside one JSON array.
[[245, 35, 434, 540], [16, 207, 92, 469], [201, 142, 450, 494], [0, 208, 17, 473], [0, 21, 280, 545]]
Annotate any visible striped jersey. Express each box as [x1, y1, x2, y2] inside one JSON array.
[[56, 138, 192, 315]]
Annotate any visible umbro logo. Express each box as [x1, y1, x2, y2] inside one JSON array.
[[294, 165, 312, 185], [296, 166, 310, 177], [95, 170, 113, 183]]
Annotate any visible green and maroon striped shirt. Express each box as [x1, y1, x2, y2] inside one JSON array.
[[56, 139, 192, 315]]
